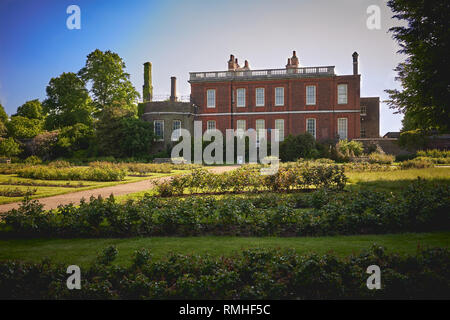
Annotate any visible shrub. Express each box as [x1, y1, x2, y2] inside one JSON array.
[[17, 165, 127, 181], [2, 179, 448, 238], [336, 139, 364, 159], [24, 156, 42, 165], [368, 153, 395, 164], [0, 246, 449, 299], [417, 149, 450, 158], [400, 158, 433, 169], [280, 133, 317, 161]]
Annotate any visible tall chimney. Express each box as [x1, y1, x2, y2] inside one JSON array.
[[352, 52, 359, 75], [143, 62, 153, 102], [170, 76, 177, 102]]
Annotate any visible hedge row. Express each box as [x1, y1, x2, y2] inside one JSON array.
[[156, 165, 347, 196], [2, 179, 448, 237], [17, 166, 127, 181], [1, 245, 449, 299]]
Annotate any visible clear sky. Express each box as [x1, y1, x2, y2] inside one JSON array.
[[0, 0, 405, 135]]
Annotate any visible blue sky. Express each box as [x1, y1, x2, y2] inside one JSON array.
[[0, 0, 405, 135]]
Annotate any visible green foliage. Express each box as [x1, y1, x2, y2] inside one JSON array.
[[95, 105, 153, 158], [0, 187, 36, 197], [0, 103, 8, 123], [1, 178, 448, 238], [279, 133, 317, 161], [1, 246, 449, 299], [385, 0, 450, 133], [417, 149, 450, 158], [368, 153, 395, 165], [28, 131, 59, 160], [0, 137, 22, 157], [56, 124, 94, 157], [14, 99, 44, 120], [24, 156, 42, 165], [336, 139, 364, 158], [400, 158, 434, 169], [78, 49, 140, 110], [43, 72, 94, 130], [398, 129, 428, 150], [7, 116, 42, 139], [17, 165, 127, 181]]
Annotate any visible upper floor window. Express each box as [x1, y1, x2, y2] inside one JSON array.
[[337, 84, 348, 104], [172, 120, 181, 141], [306, 118, 316, 139], [256, 88, 265, 106], [154, 120, 164, 141], [207, 120, 216, 131], [207, 89, 216, 108], [306, 85, 316, 105], [237, 88, 246, 107], [274, 119, 284, 142], [360, 105, 367, 115], [275, 87, 284, 106]]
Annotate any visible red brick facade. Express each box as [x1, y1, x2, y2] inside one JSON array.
[[189, 53, 362, 141]]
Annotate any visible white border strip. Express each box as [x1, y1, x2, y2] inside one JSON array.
[[143, 110, 360, 117]]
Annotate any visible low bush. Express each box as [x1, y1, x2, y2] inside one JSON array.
[[0, 187, 36, 197], [0, 245, 449, 299], [2, 179, 448, 238], [336, 139, 364, 158], [417, 149, 450, 158], [17, 166, 127, 181], [400, 158, 434, 169], [368, 153, 395, 165], [155, 164, 347, 196], [24, 156, 42, 165], [415, 156, 450, 165]]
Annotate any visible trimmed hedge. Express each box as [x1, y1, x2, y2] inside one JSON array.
[[156, 165, 347, 196], [2, 178, 448, 238], [0, 245, 449, 299], [17, 165, 127, 181]]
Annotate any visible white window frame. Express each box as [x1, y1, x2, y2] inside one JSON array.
[[274, 119, 284, 142], [360, 105, 367, 115], [236, 88, 246, 107], [360, 127, 366, 138], [207, 89, 216, 108], [255, 88, 265, 107], [236, 119, 246, 132], [306, 118, 316, 139], [337, 118, 348, 140], [255, 119, 265, 142], [306, 85, 316, 105], [154, 120, 164, 141], [207, 120, 216, 131], [275, 87, 284, 106], [337, 84, 348, 104], [172, 120, 181, 141]]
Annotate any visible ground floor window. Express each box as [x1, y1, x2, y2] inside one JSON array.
[[274, 119, 284, 142], [360, 127, 366, 138], [207, 120, 216, 131], [154, 120, 164, 141], [172, 120, 181, 141], [337, 118, 348, 140], [306, 118, 316, 139]]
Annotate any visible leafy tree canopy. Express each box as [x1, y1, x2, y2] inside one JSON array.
[[78, 49, 140, 111], [0, 103, 9, 123], [15, 99, 44, 120], [0, 137, 22, 158], [7, 116, 43, 140], [385, 0, 450, 133], [43, 72, 94, 130]]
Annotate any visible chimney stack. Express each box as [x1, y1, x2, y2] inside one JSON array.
[[143, 62, 153, 102], [352, 51, 359, 75], [228, 54, 235, 71], [170, 76, 177, 102]]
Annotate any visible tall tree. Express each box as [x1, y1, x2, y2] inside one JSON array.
[[43, 72, 93, 130], [0, 103, 8, 123], [15, 99, 44, 120], [78, 49, 139, 112], [385, 0, 450, 133]]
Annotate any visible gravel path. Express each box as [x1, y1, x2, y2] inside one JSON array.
[[0, 166, 239, 213]]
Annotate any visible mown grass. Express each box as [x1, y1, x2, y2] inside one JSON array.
[[346, 167, 450, 191], [0, 171, 184, 204], [0, 232, 448, 267]]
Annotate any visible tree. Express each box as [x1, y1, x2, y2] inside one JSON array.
[[29, 131, 59, 160], [0, 137, 21, 158], [279, 133, 317, 161], [78, 49, 139, 111], [95, 104, 153, 158], [15, 99, 44, 119], [385, 0, 450, 133], [43, 72, 94, 130], [0, 103, 8, 123], [7, 116, 42, 140], [56, 123, 94, 157]]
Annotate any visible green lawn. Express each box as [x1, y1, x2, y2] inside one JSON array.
[[0, 232, 448, 267], [0, 170, 189, 204], [346, 167, 450, 191]]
